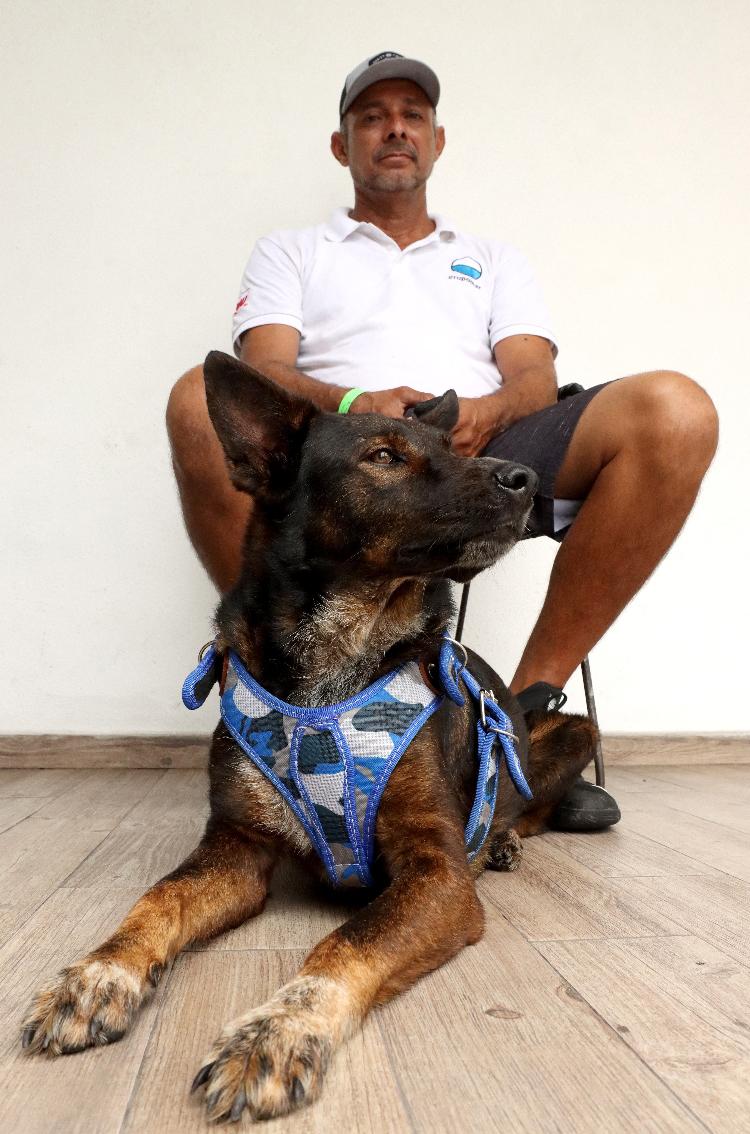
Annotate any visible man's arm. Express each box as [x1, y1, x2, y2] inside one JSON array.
[[450, 334, 558, 457], [240, 325, 345, 412], [239, 326, 433, 417]]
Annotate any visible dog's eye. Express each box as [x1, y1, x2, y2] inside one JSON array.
[[368, 448, 397, 465]]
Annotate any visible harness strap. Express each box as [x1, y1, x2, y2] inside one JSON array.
[[182, 643, 221, 709], [184, 644, 444, 888], [182, 635, 531, 884], [439, 635, 532, 802]]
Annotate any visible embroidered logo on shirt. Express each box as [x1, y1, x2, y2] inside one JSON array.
[[234, 293, 249, 313], [449, 256, 483, 290], [451, 257, 482, 280]]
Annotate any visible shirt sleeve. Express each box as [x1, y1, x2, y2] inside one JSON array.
[[488, 244, 559, 359], [232, 236, 303, 356]]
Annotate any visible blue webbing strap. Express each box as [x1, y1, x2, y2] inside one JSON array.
[[438, 635, 532, 801], [185, 639, 531, 799], [182, 643, 221, 709], [183, 644, 445, 888], [182, 636, 531, 885]]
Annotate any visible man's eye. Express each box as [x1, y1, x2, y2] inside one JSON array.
[[368, 448, 397, 465]]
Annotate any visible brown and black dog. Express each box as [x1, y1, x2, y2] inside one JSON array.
[[21, 351, 597, 1122]]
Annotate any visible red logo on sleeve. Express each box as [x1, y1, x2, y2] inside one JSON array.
[[234, 293, 249, 313]]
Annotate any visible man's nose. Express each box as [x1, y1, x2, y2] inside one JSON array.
[[386, 119, 408, 139]]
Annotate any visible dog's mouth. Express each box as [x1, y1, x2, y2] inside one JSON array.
[[397, 514, 530, 575]]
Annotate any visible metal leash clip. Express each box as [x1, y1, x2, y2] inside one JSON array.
[[443, 636, 468, 681], [479, 687, 519, 742], [479, 687, 494, 728]]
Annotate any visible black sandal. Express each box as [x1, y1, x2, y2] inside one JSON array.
[[516, 682, 621, 831]]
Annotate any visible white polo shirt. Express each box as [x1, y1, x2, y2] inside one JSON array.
[[232, 208, 558, 399]]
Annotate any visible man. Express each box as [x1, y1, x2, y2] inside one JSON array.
[[166, 52, 718, 830]]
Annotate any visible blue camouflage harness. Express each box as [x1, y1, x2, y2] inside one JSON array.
[[183, 633, 531, 889]]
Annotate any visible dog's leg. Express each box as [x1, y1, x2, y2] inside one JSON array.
[[21, 820, 277, 1056], [192, 757, 483, 1122], [515, 710, 599, 837]]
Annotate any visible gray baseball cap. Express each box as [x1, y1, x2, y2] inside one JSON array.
[[339, 51, 440, 118]]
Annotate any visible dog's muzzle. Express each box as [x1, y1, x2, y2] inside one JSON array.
[[492, 461, 538, 504]]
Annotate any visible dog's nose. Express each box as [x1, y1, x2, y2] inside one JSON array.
[[493, 463, 539, 496]]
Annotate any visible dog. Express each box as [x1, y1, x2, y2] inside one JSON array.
[[21, 351, 597, 1122]]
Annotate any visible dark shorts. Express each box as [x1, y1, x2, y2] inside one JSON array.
[[481, 381, 611, 541]]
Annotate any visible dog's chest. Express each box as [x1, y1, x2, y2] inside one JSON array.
[[216, 655, 444, 888], [232, 754, 315, 857]]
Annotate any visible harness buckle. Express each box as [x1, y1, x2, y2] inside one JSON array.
[[479, 687, 495, 728], [479, 688, 520, 744], [489, 724, 521, 744]]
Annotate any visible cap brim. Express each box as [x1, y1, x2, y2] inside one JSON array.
[[341, 58, 440, 117]]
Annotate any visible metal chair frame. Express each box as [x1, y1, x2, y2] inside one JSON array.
[[453, 571, 606, 788], [448, 379, 607, 786]]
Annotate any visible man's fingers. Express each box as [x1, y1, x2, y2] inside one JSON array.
[[397, 387, 436, 406], [450, 419, 481, 457], [350, 387, 437, 417]]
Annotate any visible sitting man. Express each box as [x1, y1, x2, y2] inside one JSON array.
[[166, 52, 718, 831]]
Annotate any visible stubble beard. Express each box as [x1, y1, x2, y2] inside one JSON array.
[[360, 167, 425, 193]]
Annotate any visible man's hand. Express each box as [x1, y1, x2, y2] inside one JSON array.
[[451, 335, 560, 456], [350, 386, 435, 418], [451, 395, 507, 457]]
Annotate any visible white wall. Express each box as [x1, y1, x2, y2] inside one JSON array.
[[2, 0, 748, 735]]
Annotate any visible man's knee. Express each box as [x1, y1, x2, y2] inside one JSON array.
[[166, 365, 206, 446], [624, 370, 719, 471], [166, 364, 217, 486]]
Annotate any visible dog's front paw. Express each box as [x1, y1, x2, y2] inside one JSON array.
[[21, 958, 144, 1056], [486, 828, 523, 871], [192, 976, 348, 1122]]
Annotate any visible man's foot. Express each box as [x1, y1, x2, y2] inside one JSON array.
[[515, 681, 568, 715], [516, 682, 621, 832], [548, 776, 621, 831]]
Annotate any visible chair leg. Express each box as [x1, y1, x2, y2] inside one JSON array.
[[455, 585, 606, 787], [455, 583, 471, 642], [580, 655, 605, 787]]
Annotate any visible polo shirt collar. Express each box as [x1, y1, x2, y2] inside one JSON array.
[[324, 207, 457, 244]]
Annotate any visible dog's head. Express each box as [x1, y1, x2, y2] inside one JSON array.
[[204, 351, 537, 584]]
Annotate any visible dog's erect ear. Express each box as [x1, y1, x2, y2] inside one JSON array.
[[203, 351, 317, 495], [408, 389, 459, 432]]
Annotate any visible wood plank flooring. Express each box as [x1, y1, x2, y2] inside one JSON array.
[[1, 762, 748, 1132]]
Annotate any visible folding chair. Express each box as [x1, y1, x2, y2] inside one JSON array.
[[452, 382, 606, 788]]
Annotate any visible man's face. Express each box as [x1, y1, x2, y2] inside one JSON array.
[[331, 79, 445, 193]]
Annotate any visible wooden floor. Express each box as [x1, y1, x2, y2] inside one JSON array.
[[1, 763, 749, 1133]]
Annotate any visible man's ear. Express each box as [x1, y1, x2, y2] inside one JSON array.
[[203, 351, 316, 495], [330, 130, 349, 167], [408, 389, 459, 432]]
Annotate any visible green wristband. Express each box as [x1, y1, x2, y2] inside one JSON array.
[[337, 387, 366, 414]]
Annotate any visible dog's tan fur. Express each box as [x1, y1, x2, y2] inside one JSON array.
[[21, 355, 597, 1122]]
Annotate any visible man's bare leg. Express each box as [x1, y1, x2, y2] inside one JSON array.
[[166, 365, 248, 593], [167, 365, 719, 682], [509, 370, 719, 695]]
